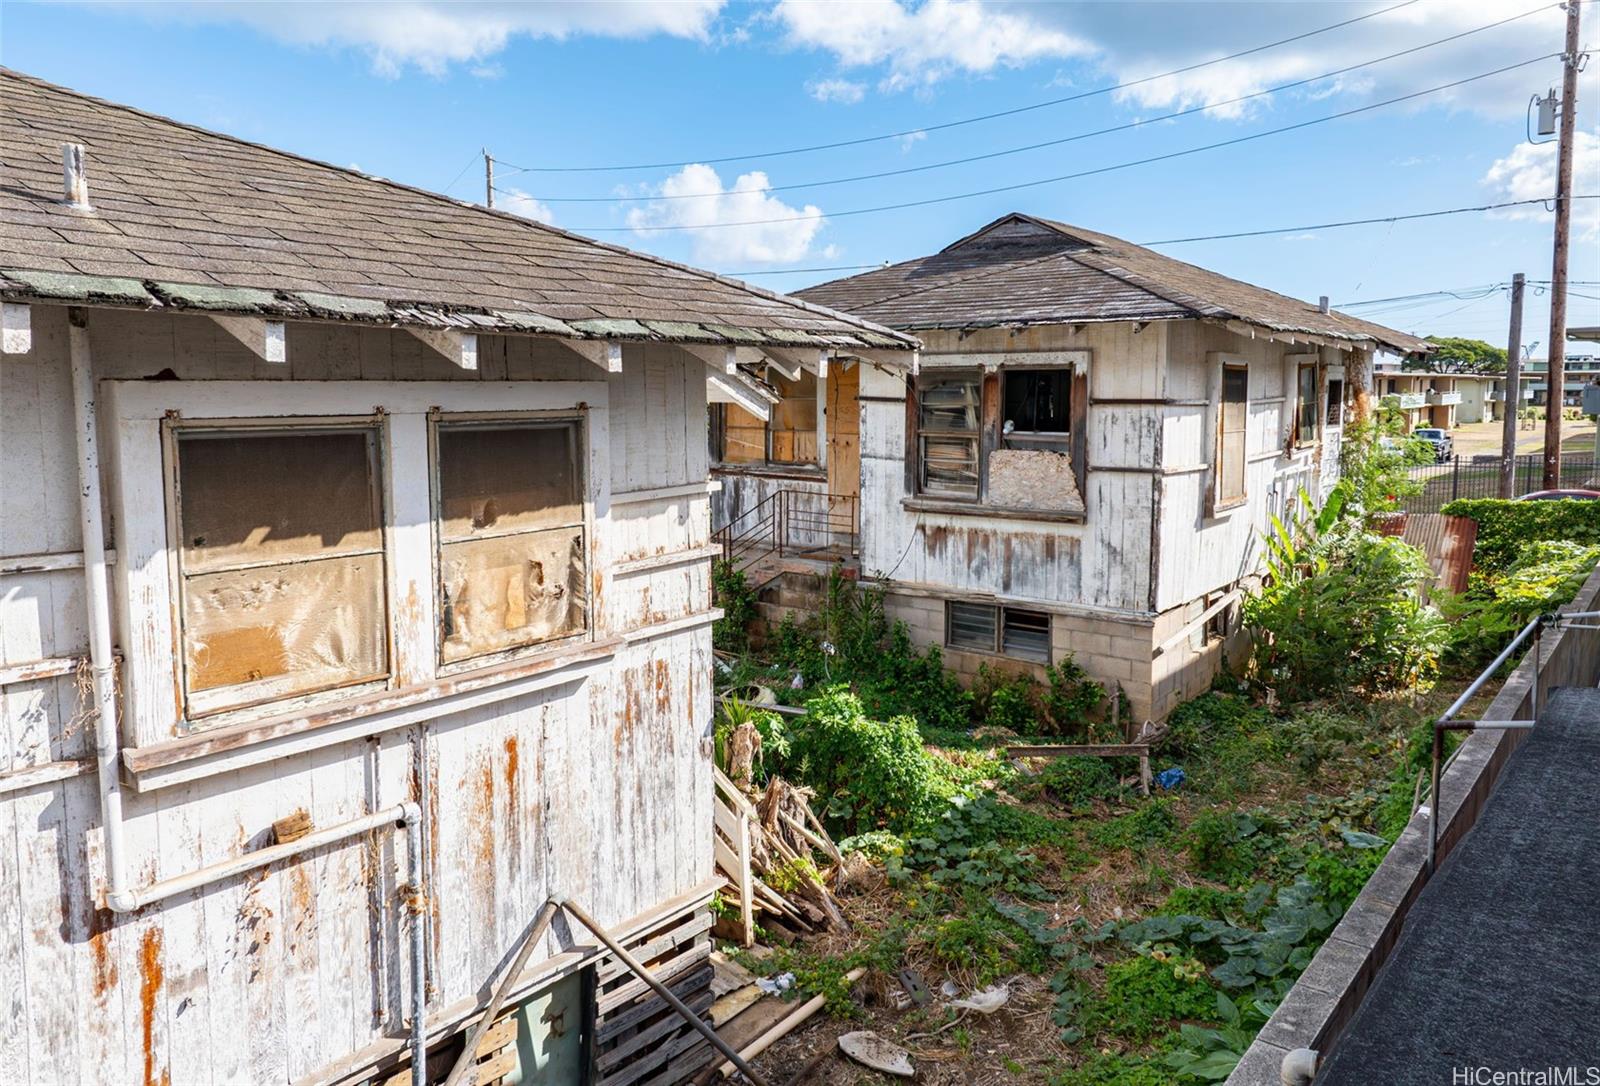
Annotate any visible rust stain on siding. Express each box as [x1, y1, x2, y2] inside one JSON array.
[[653, 658, 671, 713], [89, 908, 118, 997], [139, 928, 166, 1086]]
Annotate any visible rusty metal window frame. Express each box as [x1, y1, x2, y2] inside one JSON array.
[[427, 410, 593, 673], [917, 371, 982, 500], [162, 413, 395, 722]]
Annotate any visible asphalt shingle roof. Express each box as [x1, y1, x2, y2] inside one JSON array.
[[0, 68, 913, 350], [797, 213, 1428, 355]]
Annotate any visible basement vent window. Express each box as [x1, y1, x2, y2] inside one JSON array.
[[945, 601, 1051, 663], [434, 418, 587, 665], [171, 424, 389, 717]]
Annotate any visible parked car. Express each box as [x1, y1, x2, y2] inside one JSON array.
[[1515, 489, 1600, 501], [1412, 427, 1453, 463]]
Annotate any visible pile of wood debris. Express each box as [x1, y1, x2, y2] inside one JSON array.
[[712, 764, 851, 947]]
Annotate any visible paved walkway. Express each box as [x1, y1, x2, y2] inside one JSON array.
[[1318, 686, 1600, 1084]]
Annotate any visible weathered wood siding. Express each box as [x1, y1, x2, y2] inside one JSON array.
[[859, 323, 1159, 613], [1154, 324, 1339, 613], [0, 305, 715, 1085]]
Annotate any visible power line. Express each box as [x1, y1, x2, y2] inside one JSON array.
[[494, 0, 1424, 175], [720, 203, 1598, 279], [520, 4, 1557, 205], [577, 57, 1560, 234]]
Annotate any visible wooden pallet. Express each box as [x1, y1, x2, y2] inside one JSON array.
[[375, 1009, 519, 1086], [593, 907, 716, 1086]]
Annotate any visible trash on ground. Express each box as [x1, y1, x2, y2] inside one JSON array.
[[837, 1031, 915, 1077]]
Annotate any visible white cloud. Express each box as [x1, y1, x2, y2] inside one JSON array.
[[776, 0, 1092, 93], [808, 77, 867, 104], [898, 129, 927, 152], [626, 164, 826, 265], [776, 0, 1590, 119], [1481, 130, 1600, 241], [496, 188, 556, 225], [103, 1, 725, 75]]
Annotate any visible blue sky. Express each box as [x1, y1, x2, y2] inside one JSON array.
[[5, 0, 1597, 351]]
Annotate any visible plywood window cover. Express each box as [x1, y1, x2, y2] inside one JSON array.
[[105, 379, 609, 753], [164, 415, 393, 720], [430, 412, 592, 671], [714, 366, 819, 468]]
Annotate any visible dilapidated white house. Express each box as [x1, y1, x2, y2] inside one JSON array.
[[0, 70, 913, 1086], [713, 214, 1425, 722]]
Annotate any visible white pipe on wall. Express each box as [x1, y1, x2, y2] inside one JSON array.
[[68, 306, 137, 913]]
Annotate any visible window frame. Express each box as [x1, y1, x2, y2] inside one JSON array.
[[106, 379, 609, 751], [917, 371, 984, 500], [1325, 377, 1345, 428], [428, 410, 593, 673], [1293, 362, 1319, 446], [1000, 367, 1072, 452], [712, 365, 822, 470], [162, 414, 395, 720], [1215, 361, 1250, 509]]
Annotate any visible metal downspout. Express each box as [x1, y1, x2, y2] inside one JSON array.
[[67, 307, 137, 913]]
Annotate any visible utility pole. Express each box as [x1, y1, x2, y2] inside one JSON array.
[[484, 149, 494, 209], [1541, 0, 1583, 489], [1500, 272, 1525, 498]]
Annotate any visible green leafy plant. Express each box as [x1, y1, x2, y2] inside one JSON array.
[[1045, 654, 1110, 738], [711, 559, 758, 652], [1184, 810, 1280, 885], [1091, 951, 1220, 1040], [1088, 800, 1178, 850], [1163, 993, 1268, 1082], [1041, 755, 1121, 808], [1440, 539, 1600, 668]]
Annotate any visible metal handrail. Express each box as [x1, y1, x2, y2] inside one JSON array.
[[1427, 608, 1600, 873], [714, 488, 860, 571]]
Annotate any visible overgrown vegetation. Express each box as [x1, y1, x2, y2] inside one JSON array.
[[1440, 497, 1600, 573]]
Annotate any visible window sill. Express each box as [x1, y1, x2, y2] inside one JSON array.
[[122, 635, 625, 792], [711, 463, 825, 482], [902, 497, 1086, 524]]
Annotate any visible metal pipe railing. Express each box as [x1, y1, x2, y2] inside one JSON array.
[[1424, 609, 1588, 874]]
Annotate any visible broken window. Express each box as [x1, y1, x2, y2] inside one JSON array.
[[1217, 364, 1248, 505], [714, 368, 818, 466], [172, 425, 389, 717], [434, 419, 587, 665], [1295, 364, 1318, 443], [945, 601, 1051, 663], [1325, 378, 1345, 427], [919, 375, 981, 498], [1002, 369, 1071, 451]]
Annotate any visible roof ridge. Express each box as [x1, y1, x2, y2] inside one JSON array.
[[0, 66, 910, 345], [809, 245, 1077, 313]]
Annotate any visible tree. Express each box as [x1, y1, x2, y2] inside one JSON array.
[[1404, 336, 1507, 374]]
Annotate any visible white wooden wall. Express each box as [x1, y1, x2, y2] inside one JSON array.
[[858, 324, 1159, 614], [858, 321, 1348, 619], [0, 305, 715, 1085]]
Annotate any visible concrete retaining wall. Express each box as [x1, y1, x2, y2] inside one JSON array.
[[1227, 560, 1600, 1084]]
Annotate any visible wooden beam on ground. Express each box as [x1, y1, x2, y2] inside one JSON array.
[[211, 314, 287, 363], [556, 337, 623, 374], [1005, 743, 1151, 759], [407, 327, 477, 370]]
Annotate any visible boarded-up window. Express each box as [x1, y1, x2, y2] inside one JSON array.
[[1218, 365, 1248, 505], [713, 368, 818, 465], [769, 369, 818, 464], [1326, 378, 1345, 427], [1295, 364, 1318, 443], [173, 426, 388, 717], [435, 420, 587, 665], [919, 376, 981, 498]]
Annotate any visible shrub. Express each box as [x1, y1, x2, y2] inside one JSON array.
[[1440, 539, 1600, 668], [1185, 810, 1279, 885], [711, 560, 758, 652], [1045, 654, 1109, 738], [1092, 952, 1218, 1040], [1441, 497, 1600, 573], [1245, 517, 1446, 697], [1303, 844, 1385, 912], [1041, 755, 1121, 807], [788, 687, 950, 835], [1272, 707, 1364, 777], [1089, 800, 1178, 850], [972, 663, 1045, 733]]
